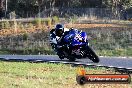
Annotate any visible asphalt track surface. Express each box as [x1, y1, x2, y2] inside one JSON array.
[[0, 55, 132, 70]]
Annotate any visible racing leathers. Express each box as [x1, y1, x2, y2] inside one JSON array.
[[49, 28, 70, 59]]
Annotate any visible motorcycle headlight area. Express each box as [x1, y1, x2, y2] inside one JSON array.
[[75, 36, 86, 42]]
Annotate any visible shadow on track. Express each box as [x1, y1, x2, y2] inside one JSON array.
[[0, 57, 93, 64]]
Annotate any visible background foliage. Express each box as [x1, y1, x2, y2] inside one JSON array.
[[1, 0, 132, 18]]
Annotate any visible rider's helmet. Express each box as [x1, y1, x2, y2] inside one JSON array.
[[55, 24, 64, 37]]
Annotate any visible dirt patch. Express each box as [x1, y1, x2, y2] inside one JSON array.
[[0, 23, 130, 37], [65, 23, 126, 29]]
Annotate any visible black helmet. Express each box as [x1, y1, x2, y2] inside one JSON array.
[[55, 24, 64, 37]]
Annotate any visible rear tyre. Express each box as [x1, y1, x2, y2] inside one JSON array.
[[68, 56, 76, 62], [59, 55, 64, 60], [57, 52, 65, 60], [86, 46, 99, 63]]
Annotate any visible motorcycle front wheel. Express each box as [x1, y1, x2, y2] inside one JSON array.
[[85, 46, 99, 63]]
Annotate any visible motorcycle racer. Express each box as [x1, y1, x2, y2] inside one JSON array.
[[49, 24, 70, 59], [49, 24, 99, 62]]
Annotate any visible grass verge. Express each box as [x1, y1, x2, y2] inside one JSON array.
[[96, 49, 132, 57], [0, 61, 131, 88]]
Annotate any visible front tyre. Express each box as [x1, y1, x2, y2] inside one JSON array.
[[86, 46, 99, 63]]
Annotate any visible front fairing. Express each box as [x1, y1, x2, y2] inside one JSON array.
[[64, 31, 88, 46]]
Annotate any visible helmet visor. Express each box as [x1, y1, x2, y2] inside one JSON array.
[[56, 29, 63, 37]]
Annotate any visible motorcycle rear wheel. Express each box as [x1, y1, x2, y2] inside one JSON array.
[[68, 55, 76, 62]]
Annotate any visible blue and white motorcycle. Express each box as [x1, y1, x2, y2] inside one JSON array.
[[50, 29, 99, 63]]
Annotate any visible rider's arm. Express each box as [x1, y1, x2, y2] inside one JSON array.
[[57, 31, 70, 46], [49, 29, 57, 44]]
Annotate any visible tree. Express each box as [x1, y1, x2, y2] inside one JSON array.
[[6, 0, 132, 18], [102, 0, 132, 19]]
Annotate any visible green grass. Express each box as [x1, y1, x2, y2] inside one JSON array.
[[0, 50, 11, 54], [0, 61, 132, 88], [0, 62, 76, 88], [96, 49, 132, 57]]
